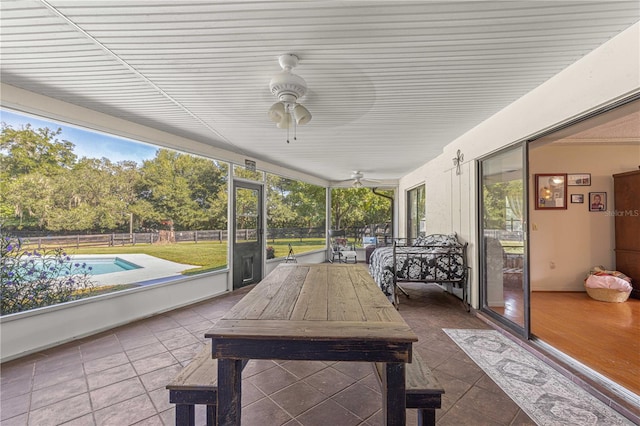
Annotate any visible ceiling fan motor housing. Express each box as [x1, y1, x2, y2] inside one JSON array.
[[269, 54, 307, 104]]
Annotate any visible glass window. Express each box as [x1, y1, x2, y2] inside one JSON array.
[[406, 185, 425, 240], [265, 173, 326, 257], [0, 109, 229, 313], [330, 187, 393, 247], [234, 187, 259, 243]]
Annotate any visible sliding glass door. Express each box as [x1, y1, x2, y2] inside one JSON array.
[[479, 145, 529, 335]]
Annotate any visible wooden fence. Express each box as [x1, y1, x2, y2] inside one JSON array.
[[16, 223, 391, 250], [19, 231, 228, 250]]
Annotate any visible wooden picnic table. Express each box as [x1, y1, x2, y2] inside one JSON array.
[[205, 263, 418, 425]]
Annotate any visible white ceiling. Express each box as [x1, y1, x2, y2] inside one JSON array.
[[1, 1, 638, 183]]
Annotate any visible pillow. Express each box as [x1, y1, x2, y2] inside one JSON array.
[[585, 274, 632, 292], [412, 235, 429, 246], [422, 233, 458, 247]]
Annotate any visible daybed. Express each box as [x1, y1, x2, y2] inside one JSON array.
[[368, 233, 469, 310]]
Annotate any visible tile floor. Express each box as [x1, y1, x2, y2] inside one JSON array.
[[1, 281, 537, 426]]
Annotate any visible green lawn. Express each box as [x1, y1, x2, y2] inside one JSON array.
[[268, 238, 326, 257], [68, 239, 326, 273]]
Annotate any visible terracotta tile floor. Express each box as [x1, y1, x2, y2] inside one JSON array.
[[0, 282, 536, 425]]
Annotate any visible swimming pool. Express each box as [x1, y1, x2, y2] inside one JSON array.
[[73, 257, 142, 275], [11, 256, 142, 282]]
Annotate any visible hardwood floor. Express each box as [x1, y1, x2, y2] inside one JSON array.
[[489, 283, 639, 395], [529, 292, 639, 395]]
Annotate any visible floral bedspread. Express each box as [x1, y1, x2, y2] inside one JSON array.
[[368, 234, 466, 303]]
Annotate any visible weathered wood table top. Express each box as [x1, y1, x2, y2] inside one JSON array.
[[205, 263, 418, 425]]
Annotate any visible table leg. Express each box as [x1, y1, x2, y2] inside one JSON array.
[[175, 404, 195, 426], [382, 362, 406, 426], [217, 358, 243, 426]]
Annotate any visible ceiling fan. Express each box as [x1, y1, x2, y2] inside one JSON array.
[[268, 54, 312, 143], [343, 171, 381, 188]]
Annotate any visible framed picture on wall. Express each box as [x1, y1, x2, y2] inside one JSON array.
[[571, 194, 584, 204], [535, 174, 567, 209], [567, 173, 591, 186], [589, 192, 607, 212]]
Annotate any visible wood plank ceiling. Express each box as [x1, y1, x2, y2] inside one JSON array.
[[1, 1, 638, 182]]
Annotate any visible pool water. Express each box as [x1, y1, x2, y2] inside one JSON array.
[[12, 256, 142, 281], [77, 257, 141, 275]]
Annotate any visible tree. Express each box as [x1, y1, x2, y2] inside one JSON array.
[[176, 156, 228, 229], [482, 180, 523, 229], [0, 123, 76, 178], [1, 120, 233, 233], [2, 174, 54, 229], [1, 124, 77, 229], [331, 188, 392, 231], [44, 158, 141, 232], [266, 175, 326, 230], [284, 180, 326, 228], [266, 175, 298, 229], [137, 150, 228, 231]]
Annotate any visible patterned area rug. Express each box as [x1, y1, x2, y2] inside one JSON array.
[[444, 329, 633, 426]]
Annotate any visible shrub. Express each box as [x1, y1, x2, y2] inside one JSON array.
[[1, 231, 96, 315], [266, 246, 275, 259]]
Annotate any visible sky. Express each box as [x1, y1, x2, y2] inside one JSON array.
[[1, 109, 158, 164]]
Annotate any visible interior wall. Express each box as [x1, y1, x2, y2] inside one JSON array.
[[528, 144, 640, 291], [398, 23, 639, 308]]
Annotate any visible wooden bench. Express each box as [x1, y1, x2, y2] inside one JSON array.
[[166, 343, 218, 426], [167, 344, 249, 426], [374, 351, 445, 426]]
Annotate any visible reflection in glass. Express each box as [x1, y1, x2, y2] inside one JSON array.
[[235, 188, 259, 243], [481, 147, 525, 327]]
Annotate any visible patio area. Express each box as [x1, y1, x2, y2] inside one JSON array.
[[1, 281, 534, 426]]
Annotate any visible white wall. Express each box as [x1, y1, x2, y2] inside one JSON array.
[[398, 23, 639, 308], [529, 144, 640, 291]]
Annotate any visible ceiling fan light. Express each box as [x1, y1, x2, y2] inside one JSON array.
[[268, 102, 285, 123], [293, 104, 312, 125], [276, 112, 291, 129]]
